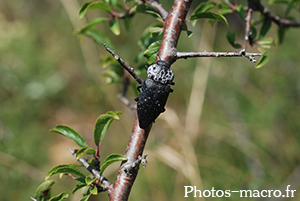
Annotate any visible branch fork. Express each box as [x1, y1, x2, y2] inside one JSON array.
[[68, 148, 112, 191]]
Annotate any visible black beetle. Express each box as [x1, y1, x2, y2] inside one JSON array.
[[135, 60, 174, 129]]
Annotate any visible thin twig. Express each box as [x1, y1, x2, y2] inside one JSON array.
[[102, 43, 143, 84], [68, 148, 112, 190], [248, 0, 300, 28], [177, 49, 262, 63], [118, 94, 137, 110], [245, 8, 253, 47], [225, 0, 237, 11]]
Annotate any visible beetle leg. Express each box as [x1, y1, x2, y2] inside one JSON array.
[[136, 84, 142, 92]]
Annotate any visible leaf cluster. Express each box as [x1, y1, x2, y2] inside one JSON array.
[[76, 0, 288, 78], [32, 111, 126, 201]]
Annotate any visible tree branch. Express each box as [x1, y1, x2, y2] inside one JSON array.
[[248, 0, 300, 28], [108, 117, 151, 201], [177, 49, 262, 63], [105, 1, 193, 200], [157, 0, 193, 65]]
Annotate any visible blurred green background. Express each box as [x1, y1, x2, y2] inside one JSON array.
[[1, 0, 300, 200]]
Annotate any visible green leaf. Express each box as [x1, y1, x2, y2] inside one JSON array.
[[109, 18, 120, 35], [75, 17, 108, 35], [80, 195, 91, 201], [268, 0, 289, 4], [79, 1, 111, 19], [94, 111, 122, 146], [285, 0, 300, 17], [100, 154, 127, 175], [250, 25, 257, 42], [81, 186, 90, 196], [50, 125, 88, 148], [76, 147, 96, 160], [236, 4, 246, 19], [86, 29, 114, 49], [49, 192, 69, 201], [147, 53, 157, 65], [130, 4, 155, 14], [90, 185, 98, 195], [182, 23, 193, 37], [193, 2, 218, 14], [255, 52, 269, 68], [130, 4, 162, 20], [109, 0, 118, 7], [143, 41, 161, 64], [85, 176, 97, 185], [277, 28, 285, 44], [34, 180, 55, 201], [256, 37, 274, 49], [186, 30, 193, 37], [189, 12, 228, 27], [148, 26, 164, 34], [259, 18, 272, 39], [45, 164, 86, 180], [218, 8, 233, 15], [149, 26, 164, 38], [137, 26, 162, 51], [226, 32, 242, 49], [123, 17, 132, 31], [72, 182, 86, 194]]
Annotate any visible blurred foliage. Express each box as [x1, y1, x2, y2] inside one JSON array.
[[1, 0, 300, 201]]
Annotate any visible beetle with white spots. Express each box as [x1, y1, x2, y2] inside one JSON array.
[[135, 60, 175, 129]]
